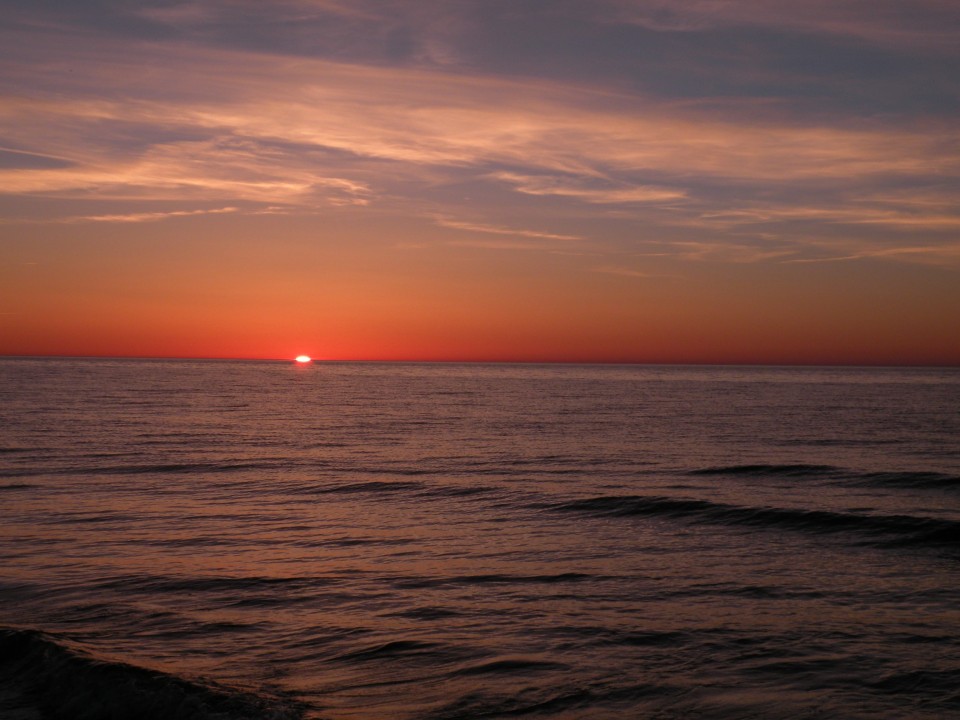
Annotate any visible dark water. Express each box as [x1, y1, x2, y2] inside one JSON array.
[[1, 359, 959, 719]]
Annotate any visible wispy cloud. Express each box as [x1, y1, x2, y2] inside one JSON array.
[[0, 130, 372, 205], [63, 207, 240, 224], [633, 240, 799, 263], [591, 265, 659, 278], [492, 172, 686, 205], [447, 238, 572, 252], [0, 206, 246, 225], [783, 242, 960, 267], [433, 215, 581, 241], [609, 0, 960, 49], [0, 10, 957, 268], [697, 203, 960, 231], [3, 40, 954, 199]]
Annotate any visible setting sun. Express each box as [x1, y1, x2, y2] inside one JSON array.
[[295, 355, 312, 364]]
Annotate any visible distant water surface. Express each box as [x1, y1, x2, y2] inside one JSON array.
[[1, 359, 959, 719]]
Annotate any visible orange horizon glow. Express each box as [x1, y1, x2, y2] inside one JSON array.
[[1, 338, 957, 369]]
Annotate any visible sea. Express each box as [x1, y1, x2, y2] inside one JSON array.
[[1, 358, 958, 719]]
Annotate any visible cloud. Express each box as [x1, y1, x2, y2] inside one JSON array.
[[491, 172, 686, 204], [696, 201, 960, 231], [632, 240, 799, 263], [784, 244, 960, 267], [433, 215, 581, 241], [591, 265, 658, 278], [0, 146, 74, 170], [3, 36, 955, 191], [62, 206, 240, 224], [0, 131, 372, 205], [0, 206, 251, 225], [3, 46, 953, 234], [447, 238, 573, 252], [0, 15, 957, 267], [136, 0, 381, 26], [608, 0, 960, 49]]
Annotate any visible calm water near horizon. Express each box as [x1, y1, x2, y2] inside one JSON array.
[[1, 359, 959, 719]]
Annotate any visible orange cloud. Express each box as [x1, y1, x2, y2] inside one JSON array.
[[2, 42, 955, 205]]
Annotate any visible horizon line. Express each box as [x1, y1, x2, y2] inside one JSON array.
[[1, 354, 957, 369]]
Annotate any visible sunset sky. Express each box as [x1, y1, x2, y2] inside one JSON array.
[[2, 0, 958, 364]]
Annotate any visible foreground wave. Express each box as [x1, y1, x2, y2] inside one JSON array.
[[691, 463, 960, 490], [0, 627, 305, 720], [551, 495, 960, 549]]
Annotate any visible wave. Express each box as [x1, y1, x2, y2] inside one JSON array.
[[423, 681, 681, 720], [868, 669, 960, 698], [386, 606, 463, 621], [0, 627, 304, 720], [854, 470, 960, 490], [691, 464, 960, 490], [92, 574, 339, 595], [334, 639, 440, 662], [0, 483, 35, 491], [392, 572, 596, 590], [95, 461, 284, 475], [551, 495, 960, 549], [591, 629, 690, 647], [447, 657, 568, 677], [297, 481, 502, 500], [420, 485, 497, 498], [692, 463, 838, 477], [0, 461, 284, 479], [300, 480, 424, 495]]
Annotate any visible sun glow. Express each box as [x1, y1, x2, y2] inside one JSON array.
[[295, 355, 312, 363]]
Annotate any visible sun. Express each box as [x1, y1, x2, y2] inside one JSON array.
[[294, 355, 312, 363]]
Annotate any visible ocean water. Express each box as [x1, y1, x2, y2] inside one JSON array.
[[1, 358, 959, 719]]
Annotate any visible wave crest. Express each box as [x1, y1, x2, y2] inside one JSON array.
[[691, 464, 960, 490], [551, 495, 960, 549]]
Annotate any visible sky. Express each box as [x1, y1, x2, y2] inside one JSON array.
[[1, 0, 959, 364]]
